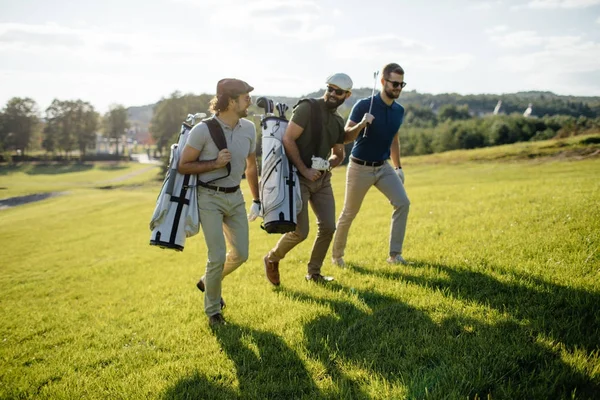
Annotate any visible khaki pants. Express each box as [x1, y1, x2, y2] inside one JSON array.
[[333, 162, 410, 259], [198, 188, 249, 317], [268, 171, 336, 275]]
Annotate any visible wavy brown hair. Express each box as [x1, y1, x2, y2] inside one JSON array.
[[209, 94, 237, 115]]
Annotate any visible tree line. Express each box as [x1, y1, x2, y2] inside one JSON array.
[[0, 97, 130, 160], [399, 104, 600, 156], [2, 89, 599, 162]]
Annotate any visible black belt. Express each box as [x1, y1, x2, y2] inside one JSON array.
[[198, 181, 240, 193], [350, 156, 384, 167]]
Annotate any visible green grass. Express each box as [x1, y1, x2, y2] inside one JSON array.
[[1, 138, 599, 399]]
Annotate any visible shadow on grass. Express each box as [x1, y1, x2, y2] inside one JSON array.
[[164, 321, 322, 400], [97, 163, 129, 171], [281, 276, 599, 399], [24, 163, 95, 175], [351, 262, 600, 355], [162, 371, 237, 400]]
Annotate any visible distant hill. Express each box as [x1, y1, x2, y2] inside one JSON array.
[[126, 90, 600, 131]]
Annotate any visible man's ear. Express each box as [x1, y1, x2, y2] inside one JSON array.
[[345, 91, 352, 100]]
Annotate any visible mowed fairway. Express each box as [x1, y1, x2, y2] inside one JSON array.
[[1, 142, 599, 399]]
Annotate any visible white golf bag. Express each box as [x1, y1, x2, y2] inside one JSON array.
[[149, 114, 204, 251], [258, 100, 302, 234]]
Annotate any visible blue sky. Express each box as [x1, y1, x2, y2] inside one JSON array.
[[1, 0, 599, 113]]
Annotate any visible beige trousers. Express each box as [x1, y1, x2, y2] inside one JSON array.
[[267, 171, 336, 275], [198, 187, 249, 317], [332, 162, 410, 259]]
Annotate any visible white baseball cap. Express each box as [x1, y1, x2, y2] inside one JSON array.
[[325, 73, 353, 91]]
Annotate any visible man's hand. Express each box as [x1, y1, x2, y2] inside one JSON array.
[[247, 200, 261, 221], [395, 167, 405, 184], [215, 149, 231, 168], [301, 168, 322, 182], [362, 113, 375, 126], [328, 156, 342, 169]]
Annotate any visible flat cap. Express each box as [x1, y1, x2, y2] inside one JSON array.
[[216, 78, 254, 96], [325, 73, 353, 91]]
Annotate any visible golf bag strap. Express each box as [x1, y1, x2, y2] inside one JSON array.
[[294, 98, 322, 159], [202, 117, 231, 184]]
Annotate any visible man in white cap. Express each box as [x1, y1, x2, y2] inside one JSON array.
[[263, 72, 353, 285]]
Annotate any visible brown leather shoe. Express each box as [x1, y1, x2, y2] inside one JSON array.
[[208, 313, 226, 327], [264, 255, 280, 286], [305, 273, 334, 283]]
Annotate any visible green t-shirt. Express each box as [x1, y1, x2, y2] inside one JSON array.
[[291, 98, 345, 168]]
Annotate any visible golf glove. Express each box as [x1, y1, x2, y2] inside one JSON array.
[[248, 200, 261, 221], [395, 167, 405, 184]]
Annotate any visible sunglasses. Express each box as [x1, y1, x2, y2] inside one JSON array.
[[326, 86, 346, 96], [386, 79, 407, 89]]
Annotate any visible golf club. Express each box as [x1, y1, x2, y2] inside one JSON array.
[[364, 70, 379, 137], [276, 102, 289, 119], [256, 97, 274, 115]]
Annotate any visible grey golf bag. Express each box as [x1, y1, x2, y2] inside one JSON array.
[[149, 113, 204, 251], [257, 98, 302, 234]]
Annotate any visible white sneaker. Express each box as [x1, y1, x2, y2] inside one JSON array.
[[387, 254, 408, 265], [332, 257, 345, 267]]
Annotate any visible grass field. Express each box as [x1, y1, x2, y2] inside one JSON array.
[[1, 136, 599, 399]]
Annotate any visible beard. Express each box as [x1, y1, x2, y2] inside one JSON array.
[[237, 108, 249, 118], [324, 94, 345, 109], [384, 88, 401, 100]]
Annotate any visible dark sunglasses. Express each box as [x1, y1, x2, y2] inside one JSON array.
[[327, 86, 346, 96], [386, 79, 407, 89]]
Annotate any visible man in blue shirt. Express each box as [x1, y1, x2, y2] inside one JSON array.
[[332, 63, 410, 266]]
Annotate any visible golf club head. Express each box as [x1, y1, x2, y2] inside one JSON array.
[[268, 99, 274, 114], [256, 97, 271, 115], [275, 102, 289, 118]]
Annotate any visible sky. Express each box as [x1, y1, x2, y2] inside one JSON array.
[[1, 0, 599, 114]]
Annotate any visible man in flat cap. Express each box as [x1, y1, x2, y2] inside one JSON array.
[[178, 78, 260, 327], [263, 72, 354, 285]]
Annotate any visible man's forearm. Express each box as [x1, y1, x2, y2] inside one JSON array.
[[245, 164, 260, 200], [178, 159, 220, 175], [343, 120, 367, 143], [283, 138, 307, 175], [390, 140, 401, 168]]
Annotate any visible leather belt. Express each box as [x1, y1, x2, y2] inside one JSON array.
[[198, 181, 240, 193], [350, 156, 384, 167]]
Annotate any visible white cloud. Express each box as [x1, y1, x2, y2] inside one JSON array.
[[497, 36, 600, 85], [596, 16, 600, 23], [331, 34, 473, 74], [489, 30, 546, 48], [332, 34, 433, 57], [468, 1, 504, 10], [177, 0, 334, 41], [512, 0, 600, 9], [489, 29, 585, 49], [485, 25, 510, 34]]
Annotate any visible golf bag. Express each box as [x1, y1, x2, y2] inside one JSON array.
[[149, 114, 230, 251], [258, 98, 302, 234]]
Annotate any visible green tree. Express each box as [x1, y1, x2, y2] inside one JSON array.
[[0, 97, 39, 155], [76, 101, 99, 159], [103, 104, 129, 156], [149, 92, 212, 155], [437, 104, 471, 122]]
